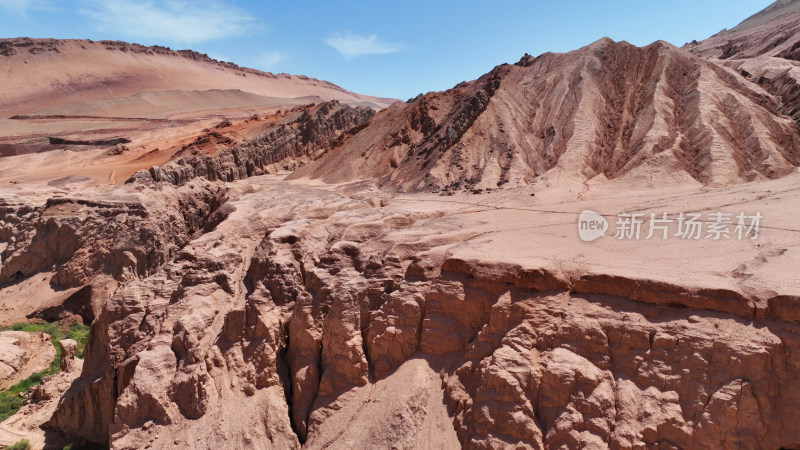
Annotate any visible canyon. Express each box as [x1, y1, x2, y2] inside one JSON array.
[[2, 1, 800, 449]]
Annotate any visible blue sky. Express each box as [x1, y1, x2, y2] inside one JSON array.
[[0, 0, 775, 99]]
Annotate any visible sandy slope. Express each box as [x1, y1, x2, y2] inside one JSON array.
[[31, 90, 323, 120], [0, 38, 395, 117], [726, 0, 800, 34]]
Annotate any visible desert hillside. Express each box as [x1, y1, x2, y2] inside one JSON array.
[[0, 38, 395, 187], [686, 0, 800, 132], [0, 38, 394, 117], [292, 38, 800, 191]]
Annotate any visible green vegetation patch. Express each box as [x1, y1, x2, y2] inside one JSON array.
[[0, 321, 90, 422], [1, 438, 32, 450]]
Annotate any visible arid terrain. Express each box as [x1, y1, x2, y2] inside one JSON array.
[[0, 38, 392, 187], [2, 1, 800, 449]]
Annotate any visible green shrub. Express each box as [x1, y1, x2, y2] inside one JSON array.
[[65, 324, 90, 358], [0, 393, 24, 424], [2, 438, 32, 450]]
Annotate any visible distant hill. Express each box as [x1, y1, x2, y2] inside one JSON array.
[[0, 38, 396, 117]]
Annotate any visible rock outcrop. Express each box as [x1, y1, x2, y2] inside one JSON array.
[[0, 331, 55, 390], [58, 339, 77, 372], [0, 179, 230, 322], [128, 101, 375, 186]]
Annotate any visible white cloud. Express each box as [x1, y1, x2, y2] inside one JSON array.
[[80, 0, 258, 45], [324, 32, 401, 59], [255, 51, 286, 71]]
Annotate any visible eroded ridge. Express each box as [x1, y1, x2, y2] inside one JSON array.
[[292, 39, 800, 191]]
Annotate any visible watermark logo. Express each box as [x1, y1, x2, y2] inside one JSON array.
[[579, 210, 762, 242], [578, 210, 609, 242]]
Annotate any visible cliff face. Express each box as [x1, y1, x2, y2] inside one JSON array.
[[0, 100, 373, 324], [0, 181, 230, 324], [292, 39, 800, 191], [34, 174, 800, 449]]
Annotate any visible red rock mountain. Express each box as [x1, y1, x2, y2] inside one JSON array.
[[686, 0, 800, 131], [293, 38, 800, 191]]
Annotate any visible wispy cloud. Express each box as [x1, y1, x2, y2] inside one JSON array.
[[255, 51, 286, 71], [1, 0, 52, 15], [80, 0, 258, 45], [324, 32, 401, 59]]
